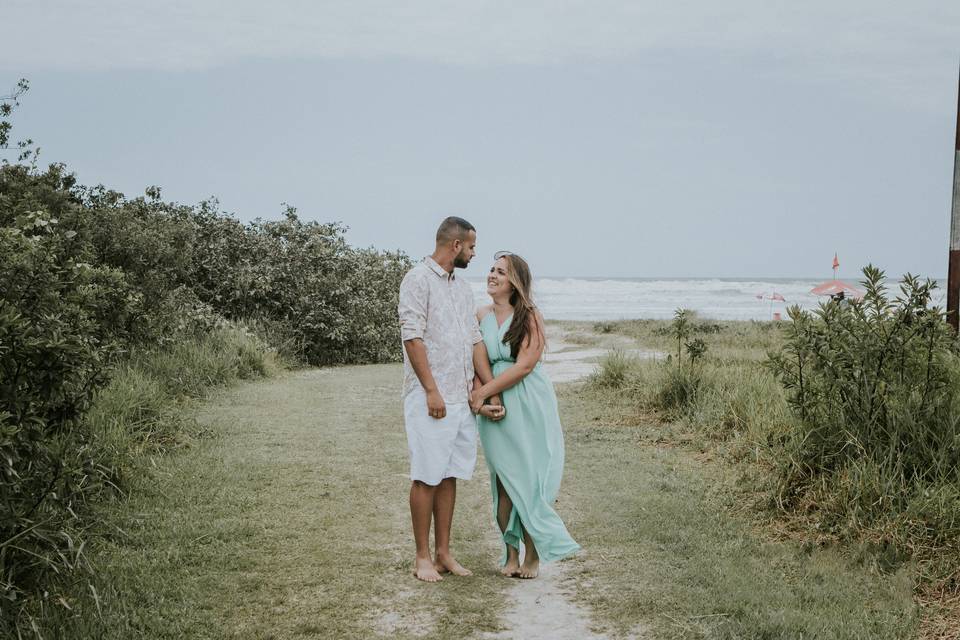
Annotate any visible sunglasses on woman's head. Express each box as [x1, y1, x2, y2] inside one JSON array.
[[494, 251, 514, 260]]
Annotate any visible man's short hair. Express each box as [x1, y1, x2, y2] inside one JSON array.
[[436, 216, 475, 244]]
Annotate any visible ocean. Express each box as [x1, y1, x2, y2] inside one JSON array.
[[467, 277, 949, 322]]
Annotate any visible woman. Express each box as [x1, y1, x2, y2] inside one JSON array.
[[471, 251, 580, 579]]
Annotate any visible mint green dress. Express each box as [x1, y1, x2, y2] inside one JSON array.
[[476, 312, 580, 565]]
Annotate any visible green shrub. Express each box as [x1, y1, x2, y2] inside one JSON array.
[[0, 222, 140, 629], [186, 205, 412, 365], [1, 87, 408, 632], [0, 123, 405, 634], [594, 321, 616, 334], [766, 266, 960, 540], [664, 308, 710, 368], [591, 349, 636, 388], [1, 164, 412, 366]]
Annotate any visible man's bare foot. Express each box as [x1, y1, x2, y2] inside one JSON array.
[[500, 560, 520, 577], [413, 556, 443, 582], [435, 553, 472, 576], [518, 559, 539, 579]]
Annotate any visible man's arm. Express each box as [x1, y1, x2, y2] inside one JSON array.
[[404, 339, 446, 419], [398, 272, 445, 419]]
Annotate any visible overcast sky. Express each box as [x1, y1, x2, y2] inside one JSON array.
[[3, 1, 959, 279]]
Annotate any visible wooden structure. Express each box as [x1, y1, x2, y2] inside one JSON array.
[[949, 66, 960, 330]]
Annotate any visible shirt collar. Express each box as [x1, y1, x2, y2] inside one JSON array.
[[424, 256, 455, 280]]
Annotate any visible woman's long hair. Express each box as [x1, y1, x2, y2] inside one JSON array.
[[501, 254, 543, 359]]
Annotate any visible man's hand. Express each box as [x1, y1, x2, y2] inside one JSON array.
[[426, 389, 446, 419], [470, 389, 485, 414]]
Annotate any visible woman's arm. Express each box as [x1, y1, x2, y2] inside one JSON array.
[[470, 311, 545, 411], [472, 341, 505, 420]]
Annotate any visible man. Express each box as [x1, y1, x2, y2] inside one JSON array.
[[398, 216, 503, 583]]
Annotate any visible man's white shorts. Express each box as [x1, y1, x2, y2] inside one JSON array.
[[403, 388, 477, 486]]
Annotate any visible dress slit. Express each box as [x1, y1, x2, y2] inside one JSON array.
[[493, 473, 528, 565]]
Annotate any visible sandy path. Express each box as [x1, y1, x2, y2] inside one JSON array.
[[481, 562, 622, 640], [542, 326, 664, 383]]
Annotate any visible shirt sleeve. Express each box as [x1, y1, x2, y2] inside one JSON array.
[[469, 315, 483, 345], [398, 270, 428, 341]]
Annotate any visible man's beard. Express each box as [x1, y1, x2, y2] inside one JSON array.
[[453, 254, 470, 269]]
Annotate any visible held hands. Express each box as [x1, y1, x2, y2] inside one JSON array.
[[471, 391, 506, 421], [478, 404, 506, 421]]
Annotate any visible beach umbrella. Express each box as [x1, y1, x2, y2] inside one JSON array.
[[755, 291, 786, 319], [755, 292, 786, 302], [810, 280, 865, 299], [810, 253, 864, 300]]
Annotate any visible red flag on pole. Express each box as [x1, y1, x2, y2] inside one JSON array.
[[832, 253, 840, 270]]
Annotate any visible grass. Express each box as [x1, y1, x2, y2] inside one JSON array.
[[592, 317, 784, 363], [566, 316, 960, 638], [44, 318, 938, 637], [558, 384, 917, 638], [9, 321, 286, 638], [75, 364, 510, 639]]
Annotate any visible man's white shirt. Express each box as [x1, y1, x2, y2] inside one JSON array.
[[398, 256, 483, 404]]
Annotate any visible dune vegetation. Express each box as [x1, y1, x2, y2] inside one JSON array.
[[1, 86, 410, 636], [584, 268, 960, 638]]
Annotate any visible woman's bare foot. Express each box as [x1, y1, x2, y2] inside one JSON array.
[[500, 545, 521, 576], [435, 553, 472, 576], [413, 556, 443, 582], [517, 559, 539, 579]]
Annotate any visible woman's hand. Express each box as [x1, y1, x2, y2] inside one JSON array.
[[473, 391, 506, 421], [478, 404, 506, 420]]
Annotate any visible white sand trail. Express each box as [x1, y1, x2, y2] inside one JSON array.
[[542, 325, 664, 383], [480, 561, 624, 640]]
